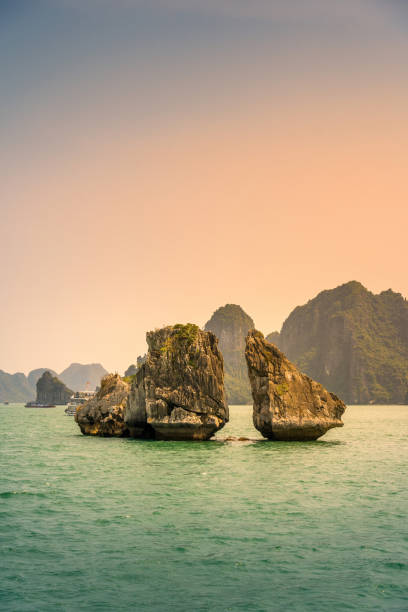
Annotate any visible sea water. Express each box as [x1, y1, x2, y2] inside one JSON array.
[[0, 405, 407, 611]]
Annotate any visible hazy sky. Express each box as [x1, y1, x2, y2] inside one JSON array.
[[1, 0, 408, 374]]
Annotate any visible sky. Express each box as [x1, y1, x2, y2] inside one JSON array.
[[1, 0, 408, 374]]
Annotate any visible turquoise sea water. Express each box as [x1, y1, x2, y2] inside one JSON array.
[[1, 405, 407, 611]]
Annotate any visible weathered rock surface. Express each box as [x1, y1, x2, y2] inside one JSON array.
[[36, 371, 73, 405], [267, 281, 408, 404], [75, 374, 130, 436], [125, 324, 228, 440], [245, 330, 346, 441]]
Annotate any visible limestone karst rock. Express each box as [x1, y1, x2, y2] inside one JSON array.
[[204, 304, 254, 404], [266, 281, 408, 404], [125, 324, 228, 440], [75, 373, 130, 436], [36, 371, 73, 405], [28, 368, 58, 390], [245, 330, 346, 441]]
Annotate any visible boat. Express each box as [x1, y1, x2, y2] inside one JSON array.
[[25, 401, 56, 408], [65, 390, 95, 415]]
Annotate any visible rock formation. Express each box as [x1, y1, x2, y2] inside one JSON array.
[[125, 324, 228, 440], [75, 374, 130, 436], [0, 365, 108, 403], [267, 281, 408, 404], [245, 330, 346, 441], [36, 371, 73, 405], [204, 304, 254, 404], [28, 368, 58, 389]]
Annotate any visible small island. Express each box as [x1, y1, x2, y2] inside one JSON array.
[[74, 323, 346, 442], [26, 371, 73, 407]]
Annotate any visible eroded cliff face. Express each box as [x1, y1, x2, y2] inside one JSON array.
[[245, 330, 345, 441], [125, 324, 228, 440], [75, 374, 129, 436], [36, 371, 72, 405], [204, 304, 254, 404]]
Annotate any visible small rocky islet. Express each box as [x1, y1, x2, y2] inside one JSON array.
[[125, 324, 228, 440], [245, 330, 346, 441], [76, 324, 229, 441], [36, 371, 73, 405], [74, 324, 345, 442]]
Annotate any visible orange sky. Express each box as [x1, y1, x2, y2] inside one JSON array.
[[1, 1, 408, 373]]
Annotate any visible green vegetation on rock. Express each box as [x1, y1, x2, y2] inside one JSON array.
[[275, 382, 289, 396], [122, 374, 136, 384], [160, 323, 199, 354]]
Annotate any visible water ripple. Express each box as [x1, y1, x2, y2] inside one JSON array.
[[0, 404, 407, 611]]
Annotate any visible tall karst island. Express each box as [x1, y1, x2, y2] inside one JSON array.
[[268, 281, 408, 405], [77, 324, 229, 441], [36, 371, 73, 405], [204, 304, 254, 404]]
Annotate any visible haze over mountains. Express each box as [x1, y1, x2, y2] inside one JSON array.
[[201, 283, 407, 405], [58, 363, 108, 393], [0, 363, 108, 403], [1, 282, 407, 405]]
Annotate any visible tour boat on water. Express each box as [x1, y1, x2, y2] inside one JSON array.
[[65, 391, 95, 415], [25, 401, 56, 408]]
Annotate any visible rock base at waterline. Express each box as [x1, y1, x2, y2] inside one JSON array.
[[245, 330, 346, 441]]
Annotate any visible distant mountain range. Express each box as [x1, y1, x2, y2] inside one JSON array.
[[59, 363, 107, 392], [205, 282, 408, 405], [0, 363, 107, 403], [0, 371, 34, 403], [2, 282, 407, 405]]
